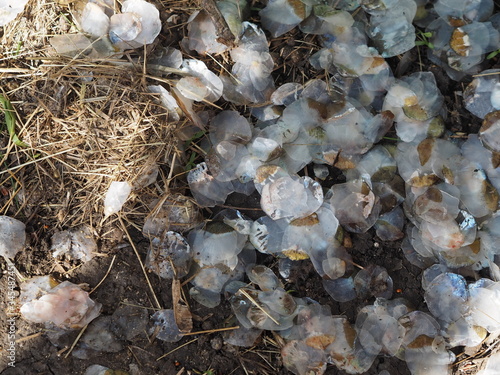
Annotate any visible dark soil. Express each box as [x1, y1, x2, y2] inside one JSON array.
[[1, 225, 419, 375]]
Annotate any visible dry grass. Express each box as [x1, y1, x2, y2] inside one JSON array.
[[454, 332, 500, 374], [0, 0, 201, 248]]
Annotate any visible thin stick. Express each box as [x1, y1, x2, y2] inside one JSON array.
[[180, 272, 198, 287], [239, 289, 280, 325], [90, 255, 117, 294], [171, 87, 223, 110], [252, 351, 277, 371], [166, 152, 177, 186], [0, 148, 76, 176], [64, 324, 88, 358], [16, 332, 43, 343], [182, 326, 240, 336], [127, 345, 143, 366], [348, 259, 365, 270], [200, 0, 236, 47], [240, 360, 250, 375], [206, 53, 242, 85], [119, 301, 162, 311], [0, 68, 34, 74], [473, 71, 500, 77], [56, 347, 69, 357], [118, 215, 162, 310], [156, 338, 199, 361], [219, 204, 263, 211]]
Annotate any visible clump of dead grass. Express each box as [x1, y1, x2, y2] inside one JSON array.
[[0, 0, 198, 250], [454, 332, 500, 374]]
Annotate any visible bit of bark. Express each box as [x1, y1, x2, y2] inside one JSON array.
[[201, 0, 236, 48]]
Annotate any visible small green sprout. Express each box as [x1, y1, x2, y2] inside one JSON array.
[[185, 151, 198, 171], [14, 41, 23, 56], [185, 129, 206, 147], [487, 49, 500, 59], [415, 31, 434, 49], [184, 129, 206, 171], [0, 94, 28, 147], [382, 136, 400, 141]]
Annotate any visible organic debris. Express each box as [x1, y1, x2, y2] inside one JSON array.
[[3, 0, 500, 374]]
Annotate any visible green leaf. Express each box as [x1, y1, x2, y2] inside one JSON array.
[[185, 152, 198, 171], [0, 95, 28, 147], [184, 129, 206, 148], [415, 40, 434, 49], [487, 50, 500, 59]]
